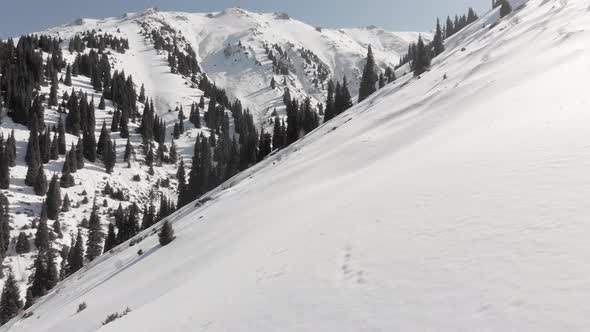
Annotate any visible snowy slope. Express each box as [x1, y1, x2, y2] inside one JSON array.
[[4, 0, 590, 331], [0, 7, 425, 300], [40, 8, 428, 123]]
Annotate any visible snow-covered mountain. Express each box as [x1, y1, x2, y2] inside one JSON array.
[[0, 6, 427, 308], [40, 7, 428, 124], [4, 0, 590, 331]]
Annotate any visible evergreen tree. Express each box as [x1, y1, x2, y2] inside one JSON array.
[[61, 193, 71, 212], [34, 164, 48, 196], [45, 249, 59, 290], [500, 0, 512, 18], [384, 67, 396, 83], [53, 219, 63, 239], [29, 253, 48, 297], [158, 221, 175, 246], [170, 141, 178, 164], [0, 148, 10, 189], [96, 121, 109, 159], [50, 133, 59, 160], [15, 232, 31, 254], [0, 269, 22, 325], [433, 18, 445, 56], [124, 138, 132, 162], [272, 116, 283, 150], [413, 35, 431, 76], [34, 218, 49, 252], [324, 80, 336, 122], [86, 204, 103, 262], [98, 95, 106, 110], [6, 130, 17, 167], [58, 119, 67, 155], [76, 138, 85, 169], [103, 223, 117, 253], [358, 45, 378, 103], [60, 152, 75, 188], [65, 64, 72, 86], [176, 159, 187, 208], [46, 174, 62, 220], [66, 229, 84, 276], [104, 139, 116, 173]]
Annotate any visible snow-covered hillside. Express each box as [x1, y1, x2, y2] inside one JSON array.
[[4, 0, 590, 330], [41, 7, 428, 124], [0, 6, 425, 304]]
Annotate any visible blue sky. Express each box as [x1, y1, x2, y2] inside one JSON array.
[[0, 0, 490, 38]]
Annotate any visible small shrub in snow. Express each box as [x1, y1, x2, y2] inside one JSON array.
[[77, 302, 87, 313], [102, 308, 131, 326], [81, 197, 89, 204], [137, 249, 143, 256], [132, 174, 141, 182]]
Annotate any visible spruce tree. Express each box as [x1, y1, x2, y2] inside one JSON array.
[[0, 269, 22, 325], [86, 204, 103, 262], [324, 80, 336, 122], [50, 133, 59, 160], [61, 193, 71, 212], [65, 64, 72, 86], [34, 218, 49, 252], [6, 130, 17, 167], [29, 253, 47, 298], [76, 138, 85, 169], [34, 165, 48, 196], [500, 0, 512, 18], [58, 119, 67, 155], [0, 148, 10, 189], [66, 229, 84, 276], [15, 232, 31, 254], [358, 45, 378, 103], [98, 95, 106, 110], [433, 18, 445, 56], [158, 221, 175, 246], [46, 174, 62, 220], [103, 223, 117, 253], [60, 152, 75, 188]]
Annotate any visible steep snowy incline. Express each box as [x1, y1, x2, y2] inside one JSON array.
[[6, 0, 590, 331]]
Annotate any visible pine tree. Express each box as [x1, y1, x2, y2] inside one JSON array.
[[15, 232, 31, 254], [104, 139, 116, 174], [96, 121, 109, 159], [29, 254, 46, 298], [58, 119, 67, 155], [413, 35, 431, 76], [158, 221, 175, 246], [86, 204, 103, 262], [98, 95, 106, 110], [170, 141, 178, 164], [34, 218, 49, 252], [500, 0, 512, 18], [34, 165, 48, 196], [176, 158, 187, 207], [60, 152, 75, 188], [124, 138, 132, 162], [53, 219, 63, 239], [50, 133, 59, 160], [0, 269, 22, 325], [76, 138, 85, 169], [324, 80, 336, 122], [0, 147, 10, 189], [65, 64, 72, 86], [384, 67, 396, 83], [103, 223, 117, 253], [61, 193, 71, 212], [272, 116, 283, 149], [433, 18, 445, 56], [66, 229, 84, 276], [358, 45, 378, 103], [46, 174, 62, 220], [6, 130, 17, 167], [45, 249, 59, 291]]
